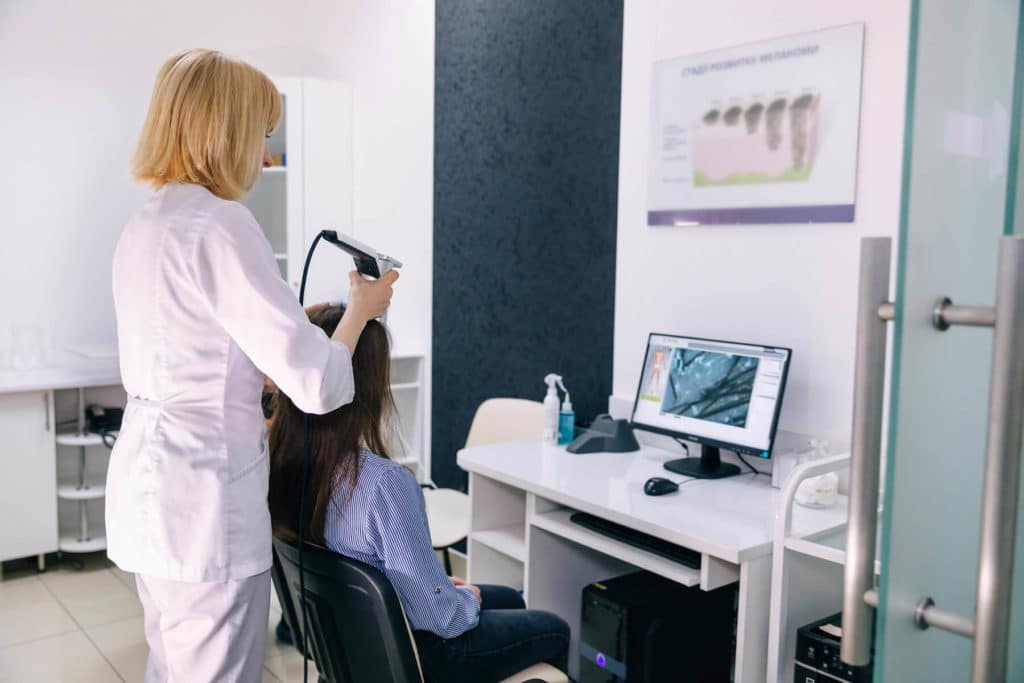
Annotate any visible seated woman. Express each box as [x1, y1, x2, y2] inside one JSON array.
[[268, 305, 569, 683]]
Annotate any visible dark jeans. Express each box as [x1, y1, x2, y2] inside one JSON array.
[[414, 585, 570, 683]]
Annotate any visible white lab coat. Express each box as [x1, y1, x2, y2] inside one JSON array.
[[107, 183, 354, 583]]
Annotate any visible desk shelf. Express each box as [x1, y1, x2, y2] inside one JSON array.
[[782, 524, 882, 574], [466, 474, 527, 590], [470, 525, 526, 562]]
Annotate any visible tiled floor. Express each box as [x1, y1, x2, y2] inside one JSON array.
[[0, 553, 316, 682]]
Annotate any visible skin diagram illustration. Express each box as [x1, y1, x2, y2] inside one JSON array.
[[647, 25, 862, 224], [692, 92, 820, 187]]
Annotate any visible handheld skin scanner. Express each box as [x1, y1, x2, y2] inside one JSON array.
[[321, 230, 402, 279]]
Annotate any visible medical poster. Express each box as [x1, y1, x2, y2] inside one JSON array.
[[647, 24, 864, 225]]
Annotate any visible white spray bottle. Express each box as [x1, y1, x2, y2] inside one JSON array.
[[543, 374, 562, 444]]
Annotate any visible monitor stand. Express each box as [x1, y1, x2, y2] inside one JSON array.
[[664, 445, 742, 480]]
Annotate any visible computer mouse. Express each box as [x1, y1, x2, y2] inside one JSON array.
[[643, 477, 679, 496]]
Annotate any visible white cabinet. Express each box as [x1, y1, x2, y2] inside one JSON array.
[[245, 77, 355, 305], [0, 391, 57, 562], [244, 79, 433, 479]]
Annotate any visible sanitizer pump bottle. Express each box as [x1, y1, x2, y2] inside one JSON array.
[[558, 389, 575, 445], [543, 374, 562, 444]]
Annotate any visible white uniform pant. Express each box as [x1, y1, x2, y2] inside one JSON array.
[[136, 570, 271, 682]]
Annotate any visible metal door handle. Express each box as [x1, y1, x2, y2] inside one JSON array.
[[913, 236, 1024, 680], [970, 235, 1024, 683], [843, 236, 1024, 680], [840, 237, 892, 666]]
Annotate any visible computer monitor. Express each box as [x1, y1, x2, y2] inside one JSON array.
[[631, 333, 791, 479]]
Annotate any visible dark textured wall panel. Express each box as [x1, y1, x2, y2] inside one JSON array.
[[432, 0, 623, 488]]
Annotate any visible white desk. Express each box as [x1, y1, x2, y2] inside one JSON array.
[[0, 354, 121, 394], [457, 439, 848, 683]]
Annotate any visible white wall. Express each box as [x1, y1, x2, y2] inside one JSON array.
[[0, 0, 433, 358], [614, 0, 910, 443]]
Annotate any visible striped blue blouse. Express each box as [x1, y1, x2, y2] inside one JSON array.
[[323, 451, 481, 639]]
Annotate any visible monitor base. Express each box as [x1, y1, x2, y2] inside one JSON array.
[[663, 446, 742, 480]]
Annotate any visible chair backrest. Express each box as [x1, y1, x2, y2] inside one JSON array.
[[273, 536, 424, 683], [270, 547, 303, 652], [464, 398, 544, 448]]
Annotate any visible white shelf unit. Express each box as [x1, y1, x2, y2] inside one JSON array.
[[240, 78, 430, 478], [244, 76, 355, 300], [767, 454, 873, 683], [389, 354, 429, 481], [53, 384, 125, 555]]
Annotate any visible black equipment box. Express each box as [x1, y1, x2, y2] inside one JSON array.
[[794, 612, 873, 683]]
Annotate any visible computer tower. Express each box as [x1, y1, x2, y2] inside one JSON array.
[[579, 571, 736, 682]]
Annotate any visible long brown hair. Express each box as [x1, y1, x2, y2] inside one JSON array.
[[268, 305, 395, 544]]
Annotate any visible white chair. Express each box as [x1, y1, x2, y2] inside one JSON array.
[[424, 398, 544, 574], [464, 398, 545, 449]]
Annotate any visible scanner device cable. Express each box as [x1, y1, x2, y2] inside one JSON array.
[[295, 229, 399, 683], [295, 230, 326, 683]]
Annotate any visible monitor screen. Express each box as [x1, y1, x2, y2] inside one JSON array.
[[631, 333, 791, 458]]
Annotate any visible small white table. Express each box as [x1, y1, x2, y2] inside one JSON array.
[[457, 439, 848, 683]]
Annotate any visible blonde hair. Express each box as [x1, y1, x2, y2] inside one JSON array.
[[132, 49, 281, 201]]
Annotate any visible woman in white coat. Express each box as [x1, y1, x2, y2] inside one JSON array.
[[106, 49, 398, 682]]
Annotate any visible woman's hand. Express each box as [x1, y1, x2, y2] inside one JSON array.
[[330, 270, 399, 353], [464, 584, 482, 604], [347, 270, 399, 321], [449, 576, 482, 603]]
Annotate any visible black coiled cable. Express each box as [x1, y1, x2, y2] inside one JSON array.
[[295, 230, 326, 683]]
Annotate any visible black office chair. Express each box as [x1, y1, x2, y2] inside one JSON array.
[[270, 547, 305, 654], [272, 536, 567, 683]]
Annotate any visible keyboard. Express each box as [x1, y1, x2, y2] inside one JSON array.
[[569, 511, 701, 569]]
